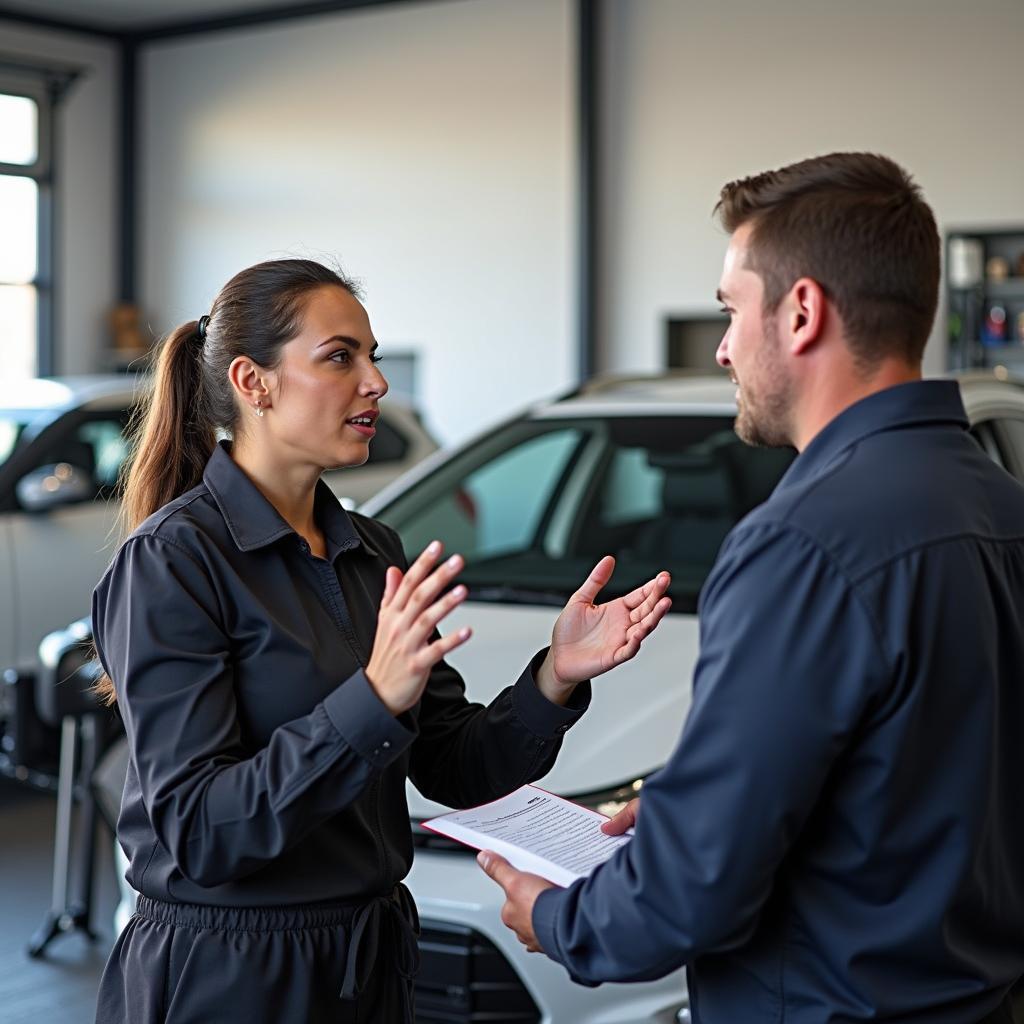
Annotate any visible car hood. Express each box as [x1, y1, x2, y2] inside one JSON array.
[[406, 601, 697, 818]]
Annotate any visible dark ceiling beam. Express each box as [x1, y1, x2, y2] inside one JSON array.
[[0, 6, 121, 39], [576, 0, 599, 382], [118, 37, 136, 303], [127, 0, 434, 42], [0, 0, 437, 43]]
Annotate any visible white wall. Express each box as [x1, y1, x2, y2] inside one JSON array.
[[0, 19, 119, 373], [140, 0, 575, 445], [599, 0, 1024, 377]]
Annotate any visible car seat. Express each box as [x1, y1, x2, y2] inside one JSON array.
[[628, 438, 740, 569]]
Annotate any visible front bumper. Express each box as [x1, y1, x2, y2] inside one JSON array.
[[408, 847, 689, 1024]]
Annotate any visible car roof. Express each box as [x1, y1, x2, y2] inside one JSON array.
[[537, 372, 738, 418], [0, 374, 145, 415], [534, 370, 1024, 419]]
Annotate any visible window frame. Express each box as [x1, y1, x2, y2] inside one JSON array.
[[0, 60, 68, 377]]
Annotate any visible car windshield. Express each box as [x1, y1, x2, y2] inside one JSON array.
[[375, 415, 796, 612]]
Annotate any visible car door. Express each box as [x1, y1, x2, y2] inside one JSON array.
[[7, 408, 131, 671]]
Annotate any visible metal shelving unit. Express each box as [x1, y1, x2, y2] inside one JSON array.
[[946, 228, 1024, 373]]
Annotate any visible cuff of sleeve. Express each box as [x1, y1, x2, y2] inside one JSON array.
[[533, 884, 599, 987], [322, 668, 416, 770], [511, 648, 592, 740]]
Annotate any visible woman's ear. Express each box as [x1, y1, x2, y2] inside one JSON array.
[[228, 356, 273, 412]]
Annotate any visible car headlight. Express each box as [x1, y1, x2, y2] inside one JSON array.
[[568, 776, 646, 819]]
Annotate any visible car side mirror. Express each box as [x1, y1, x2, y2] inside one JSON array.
[[16, 463, 95, 512]]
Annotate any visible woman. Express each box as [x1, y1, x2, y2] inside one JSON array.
[[92, 258, 671, 1023]]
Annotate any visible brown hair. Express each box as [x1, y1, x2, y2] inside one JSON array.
[[95, 258, 360, 703], [714, 152, 940, 368]]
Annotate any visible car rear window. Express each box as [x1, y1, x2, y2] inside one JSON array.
[[376, 416, 795, 612]]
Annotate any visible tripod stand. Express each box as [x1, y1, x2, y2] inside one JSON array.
[[26, 617, 114, 958]]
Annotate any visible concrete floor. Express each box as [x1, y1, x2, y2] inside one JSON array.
[[0, 777, 119, 1024]]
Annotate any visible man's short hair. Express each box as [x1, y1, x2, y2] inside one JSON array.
[[715, 153, 940, 368]]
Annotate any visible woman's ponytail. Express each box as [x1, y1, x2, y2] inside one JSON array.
[[119, 320, 216, 538], [93, 321, 215, 705]]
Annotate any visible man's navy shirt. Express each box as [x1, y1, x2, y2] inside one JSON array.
[[534, 380, 1024, 1022]]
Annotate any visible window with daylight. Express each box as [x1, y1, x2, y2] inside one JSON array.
[[0, 77, 50, 382]]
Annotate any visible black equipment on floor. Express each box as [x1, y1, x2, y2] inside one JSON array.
[[27, 617, 117, 958]]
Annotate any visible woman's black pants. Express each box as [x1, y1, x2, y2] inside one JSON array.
[[95, 885, 421, 1023]]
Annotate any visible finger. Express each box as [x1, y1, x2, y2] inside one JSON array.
[[629, 572, 672, 622], [414, 584, 468, 639], [416, 626, 472, 669], [393, 540, 443, 609], [616, 598, 671, 660], [628, 596, 673, 640], [380, 566, 403, 609], [407, 552, 465, 616], [600, 798, 638, 835], [572, 555, 616, 606], [612, 635, 642, 665], [624, 571, 671, 614], [477, 850, 520, 892]]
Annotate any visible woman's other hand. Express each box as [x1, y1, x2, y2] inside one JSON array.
[[366, 541, 471, 715], [537, 556, 671, 703]]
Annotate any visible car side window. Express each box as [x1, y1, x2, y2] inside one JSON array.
[[393, 427, 585, 560], [582, 428, 794, 592], [378, 416, 794, 613], [600, 447, 662, 525], [29, 411, 133, 499], [77, 418, 131, 492]]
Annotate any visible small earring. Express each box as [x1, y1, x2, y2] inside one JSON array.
[[254, 400, 264, 418]]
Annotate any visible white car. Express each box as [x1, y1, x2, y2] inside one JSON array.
[[0, 375, 437, 779], [357, 371, 1024, 1024], [109, 372, 1024, 1021]]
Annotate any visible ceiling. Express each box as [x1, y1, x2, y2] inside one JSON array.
[[0, 0, 364, 33]]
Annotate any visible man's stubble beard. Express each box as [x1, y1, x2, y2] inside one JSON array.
[[734, 314, 795, 449]]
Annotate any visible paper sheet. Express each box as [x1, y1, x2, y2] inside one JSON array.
[[423, 785, 632, 887]]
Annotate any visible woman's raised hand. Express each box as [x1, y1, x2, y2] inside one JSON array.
[[540, 556, 671, 700], [365, 540, 472, 715]]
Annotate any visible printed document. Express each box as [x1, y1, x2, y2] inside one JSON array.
[[422, 784, 632, 887]]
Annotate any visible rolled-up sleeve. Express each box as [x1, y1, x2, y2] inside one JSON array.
[[93, 534, 413, 888], [532, 522, 889, 984]]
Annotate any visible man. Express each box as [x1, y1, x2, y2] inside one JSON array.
[[478, 153, 1024, 1022]]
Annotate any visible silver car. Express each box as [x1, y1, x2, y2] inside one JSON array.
[[0, 375, 437, 777]]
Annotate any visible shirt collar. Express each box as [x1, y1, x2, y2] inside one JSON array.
[[202, 441, 377, 558], [775, 379, 968, 493]]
